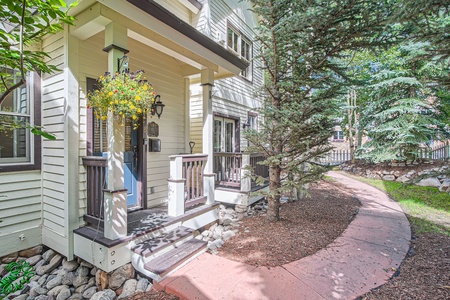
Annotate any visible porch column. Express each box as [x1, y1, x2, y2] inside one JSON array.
[[103, 22, 128, 240], [201, 69, 215, 204]]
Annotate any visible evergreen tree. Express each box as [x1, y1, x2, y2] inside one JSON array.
[[247, 0, 395, 222], [357, 43, 449, 162]]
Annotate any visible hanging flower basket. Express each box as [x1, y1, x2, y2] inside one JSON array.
[[88, 70, 156, 127]]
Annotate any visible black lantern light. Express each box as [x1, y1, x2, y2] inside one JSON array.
[[117, 55, 129, 73], [152, 95, 165, 119]]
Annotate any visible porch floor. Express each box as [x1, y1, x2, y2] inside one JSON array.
[[73, 203, 219, 248]]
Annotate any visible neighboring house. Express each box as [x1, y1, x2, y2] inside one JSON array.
[[0, 0, 267, 280]]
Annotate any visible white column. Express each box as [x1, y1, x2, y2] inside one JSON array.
[[103, 22, 128, 240], [168, 155, 186, 217], [201, 69, 215, 204]]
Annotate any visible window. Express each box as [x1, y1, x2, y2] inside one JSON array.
[[214, 116, 237, 153], [332, 130, 344, 141], [0, 71, 41, 171], [227, 25, 252, 81]]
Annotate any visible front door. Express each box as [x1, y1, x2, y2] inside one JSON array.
[[124, 118, 139, 208], [88, 78, 143, 210]]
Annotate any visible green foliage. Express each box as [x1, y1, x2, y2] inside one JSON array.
[[351, 44, 450, 162], [247, 0, 397, 221], [0, 0, 78, 103], [0, 260, 34, 299]]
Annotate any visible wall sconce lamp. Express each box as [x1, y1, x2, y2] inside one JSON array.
[[242, 119, 251, 129], [117, 55, 129, 73], [152, 95, 165, 119]]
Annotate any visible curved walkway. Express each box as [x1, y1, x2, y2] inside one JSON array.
[[155, 171, 411, 300]]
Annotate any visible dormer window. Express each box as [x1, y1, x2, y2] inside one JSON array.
[[227, 24, 252, 81]]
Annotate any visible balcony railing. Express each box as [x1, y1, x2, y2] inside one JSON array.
[[82, 156, 107, 221], [213, 152, 269, 190]]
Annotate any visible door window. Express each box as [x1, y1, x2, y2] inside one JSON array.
[[214, 117, 236, 153]]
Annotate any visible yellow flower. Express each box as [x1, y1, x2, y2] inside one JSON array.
[[115, 100, 119, 104], [101, 116, 107, 121], [135, 95, 141, 101], [132, 115, 137, 120], [137, 108, 142, 114], [108, 91, 113, 96], [143, 86, 148, 91], [109, 101, 113, 105], [129, 104, 135, 109]]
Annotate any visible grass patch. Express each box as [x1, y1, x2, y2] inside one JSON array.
[[343, 173, 450, 236]]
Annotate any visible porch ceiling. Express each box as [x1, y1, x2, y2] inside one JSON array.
[[70, 1, 248, 79]]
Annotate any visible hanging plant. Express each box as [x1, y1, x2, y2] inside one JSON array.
[[88, 70, 156, 127]]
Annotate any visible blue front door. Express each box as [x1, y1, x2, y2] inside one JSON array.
[[124, 119, 139, 207]]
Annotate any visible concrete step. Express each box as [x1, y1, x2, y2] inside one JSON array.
[[132, 226, 195, 258], [144, 239, 207, 281]]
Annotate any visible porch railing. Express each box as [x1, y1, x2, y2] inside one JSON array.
[[168, 154, 211, 217], [182, 155, 207, 208], [82, 156, 107, 220], [214, 152, 269, 190]]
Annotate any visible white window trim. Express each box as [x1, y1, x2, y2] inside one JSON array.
[[227, 24, 252, 81]]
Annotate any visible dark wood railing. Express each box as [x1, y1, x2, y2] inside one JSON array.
[[214, 152, 269, 190], [82, 156, 107, 220], [182, 155, 207, 208]]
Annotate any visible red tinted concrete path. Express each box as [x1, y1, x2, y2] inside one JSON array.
[[155, 171, 411, 300]]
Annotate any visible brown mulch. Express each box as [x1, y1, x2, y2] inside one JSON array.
[[216, 180, 361, 267], [362, 232, 450, 300]]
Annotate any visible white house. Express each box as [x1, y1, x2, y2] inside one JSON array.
[[0, 0, 267, 280]]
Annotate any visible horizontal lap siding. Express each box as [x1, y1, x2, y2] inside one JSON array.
[[41, 31, 68, 255], [190, 0, 264, 151], [0, 171, 42, 256], [78, 33, 107, 224], [129, 39, 186, 208]]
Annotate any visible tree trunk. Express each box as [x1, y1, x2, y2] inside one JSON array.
[[266, 165, 281, 222]]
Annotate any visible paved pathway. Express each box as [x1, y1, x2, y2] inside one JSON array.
[[155, 171, 411, 300]]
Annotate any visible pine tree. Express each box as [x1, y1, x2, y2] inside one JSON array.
[[247, 0, 395, 222]]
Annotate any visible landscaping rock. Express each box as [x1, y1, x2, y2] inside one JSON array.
[[62, 260, 79, 272], [42, 250, 56, 262], [82, 286, 98, 299], [117, 279, 137, 299], [135, 278, 150, 292], [19, 246, 43, 258], [26, 255, 42, 266], [108, 264, 135, 290], [417, 177, 441, 187], [382, 174, 396, 181]]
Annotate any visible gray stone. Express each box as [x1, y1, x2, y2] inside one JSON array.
[[61, 272, 75, 286], [19, 246, 43, 258], [234, 204, 247, 213], [222, 218, 232, 226], [62, 260, 79, 272], [47, 285, 68, 297], [26, 255, 43, 267], [35, 296, 51, 300], [13, 295, 28, 300], [75, 266, 90, 277], [36, 255, 62, 275], [74, 284, 87, 294], [37, 274, 49, 287], [35, 259, 47, 268], [108, 264, 135, 290], [439, 179, 450, 192], [46, 275, 63, 289], [42, 250, 56, 262], [72, 275, 88, 288], [79, 261, 94, 269], [382, 174, 396, 181], [117, 279, 137, 299], [1, 252, 18, 263], [56, 286, 71, 300], [417, 177, 441, 187], [201, 230, 212, 237], [222, 230, 236, 241], [103, 289, 116, 300], [67, 293, 83, 300], [82, 286, 97, 299], [396, 175, 410, 183], [207, 239, 224, 250], [145, 282, 153, 292], [90, 267, 98, 276], [136, 278, 149, 292]]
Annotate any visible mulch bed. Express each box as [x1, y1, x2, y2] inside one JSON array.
[[216, 180, 361, 267]]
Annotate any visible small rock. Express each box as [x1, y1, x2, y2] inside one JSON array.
[[26, 255, 43, 266], [13, 294, 28, 300], [222, 230, 236, 241], [382, 174, 396, 181], [208, 239, 224, 250], [46, 275, 63, 289], [72, 275, 88, 288], [417, 177, 441, 187], [47, 285, 68, 298], [61, 272, 75, 286], [80, 261, 94, 269], [136, 278, 149, 292], [96, 269, 109, 290], [62, 260, 79, 272], [1, 252, 18, 263], [42, 250, 56, 262], [19, 246, 43, 258], [75, 266, 90, 277], [82, 286, 97, 299], [35, 295, 51, 300], [108, 264, 135, 290], [37, 274, 49, 287], [117, 279, 137, 299], [67, 293, 83, 300], [36, 254, 62, 275], [56, 286, 71, 300]]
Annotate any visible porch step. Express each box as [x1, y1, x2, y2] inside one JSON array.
[[132, 226, 194, 258], [144, 239, 207, 279]]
